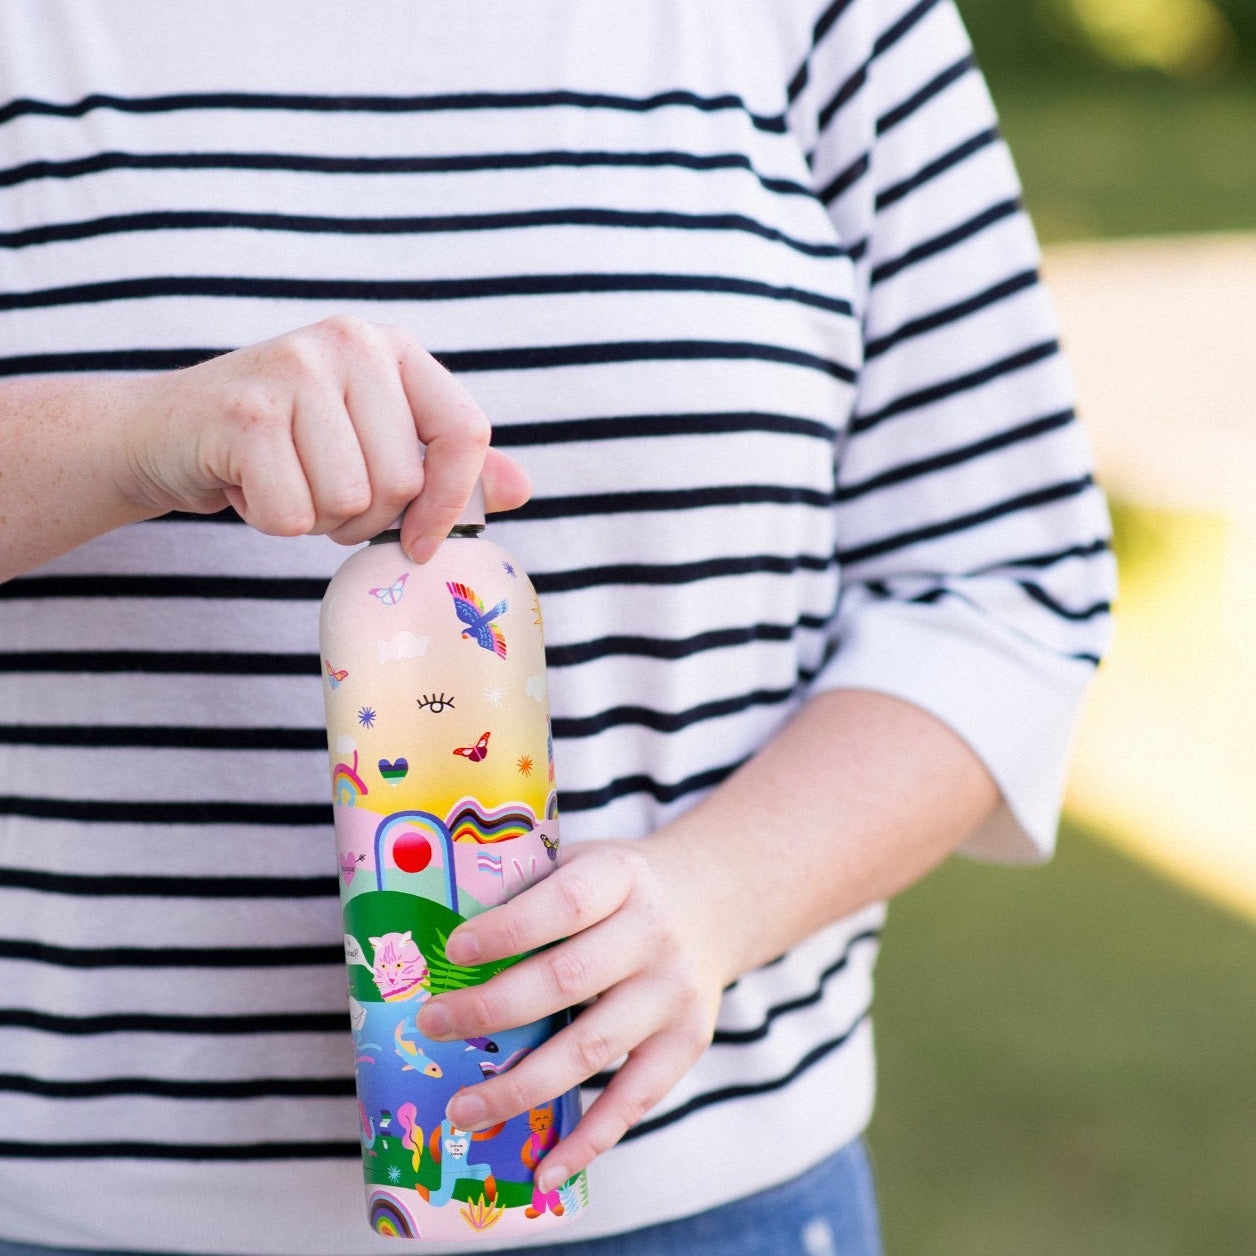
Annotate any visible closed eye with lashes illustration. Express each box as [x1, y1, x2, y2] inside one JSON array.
[[416, 692, 455, 714], [446, 581, 507, 658], [368, 573, 408, 606], [452, 731, 490, 762]]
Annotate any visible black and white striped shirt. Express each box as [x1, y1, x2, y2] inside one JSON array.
[[0, 2, 1113, 1251]]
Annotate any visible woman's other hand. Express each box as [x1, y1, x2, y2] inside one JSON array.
[[415, 837, 729, 1194]]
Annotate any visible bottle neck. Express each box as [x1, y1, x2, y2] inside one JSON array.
[[368, 523, 483, 546]]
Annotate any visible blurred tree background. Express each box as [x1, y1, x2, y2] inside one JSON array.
[[958, 0, 1256, 239]]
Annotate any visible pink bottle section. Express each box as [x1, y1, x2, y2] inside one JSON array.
[[320, 529, 586, 1242]]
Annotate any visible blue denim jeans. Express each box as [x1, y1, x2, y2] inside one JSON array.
[[519, 1139, 884, 1256], [0, 1139, 881, 1256]]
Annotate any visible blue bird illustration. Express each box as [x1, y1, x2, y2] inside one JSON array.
[[445, 582, 507, 658]]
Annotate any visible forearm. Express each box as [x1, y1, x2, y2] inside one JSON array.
[[642, 686, 1001, 985], [0, 374, 163, 582]]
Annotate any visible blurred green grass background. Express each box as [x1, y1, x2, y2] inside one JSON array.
[[870, 820, 1256, 1254], [962, 0, 1256, 243], [864, 2, 1256, 1252], [998, 80, 1256, 242]]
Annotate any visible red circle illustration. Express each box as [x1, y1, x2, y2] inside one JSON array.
[[393, 832, 432, 873]]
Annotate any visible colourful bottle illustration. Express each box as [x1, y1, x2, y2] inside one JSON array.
[[319, 490, 587, 1242]]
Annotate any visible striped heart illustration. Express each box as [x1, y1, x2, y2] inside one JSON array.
[[378, 757, 409, 785]]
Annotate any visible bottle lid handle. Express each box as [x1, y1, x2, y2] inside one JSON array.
[[388, 476, 486, 534], [454, 478, 486, 528]]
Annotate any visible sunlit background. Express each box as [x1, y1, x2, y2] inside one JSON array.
[[866, 2, 1256, 1252]]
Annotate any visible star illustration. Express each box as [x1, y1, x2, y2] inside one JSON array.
[[483, 685, 504, 709], [357, 707, 376, 729], [517, 755, 534, 777]]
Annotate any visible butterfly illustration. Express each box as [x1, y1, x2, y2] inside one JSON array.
[[446, 582, 507, 658], [540, 831, 559, 862], [452, 731, 490, 762], [369, 573, 408, 606], [325, 661, 348, 689]]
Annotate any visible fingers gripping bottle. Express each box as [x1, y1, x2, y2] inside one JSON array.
[[319, 487, 587, 1242]]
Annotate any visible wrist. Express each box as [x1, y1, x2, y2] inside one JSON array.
[[635, 828, 753, 991], [110, 369, 229, 518], [108, 371, 181, 515]]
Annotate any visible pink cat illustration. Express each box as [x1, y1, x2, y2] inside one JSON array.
[[368, 930, 430, 1002], [521, 1105, 564, 1218]]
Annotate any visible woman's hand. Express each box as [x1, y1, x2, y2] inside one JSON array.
[[415, 837, 731, 1192], [121, 316, 530, 560], [407, 687, 1003, 1192]]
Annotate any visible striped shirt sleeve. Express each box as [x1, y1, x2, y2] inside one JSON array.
[[790, 0, 1115, 859]]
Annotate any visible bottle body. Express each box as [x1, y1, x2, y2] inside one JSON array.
[[319, 528, 587, 1242]]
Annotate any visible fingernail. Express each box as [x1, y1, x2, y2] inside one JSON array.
[[446, 927, 480, 965], [538, 1163, 569, 1193], [447, 1090, 487, 1129], [419, 1001, 451, 1038], [408, 535, 441, 565]]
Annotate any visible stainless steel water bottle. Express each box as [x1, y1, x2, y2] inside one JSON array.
[[319, 488, 587, 1242]]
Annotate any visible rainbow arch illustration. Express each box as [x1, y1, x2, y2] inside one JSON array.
[[332, 750, 369, 806]]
